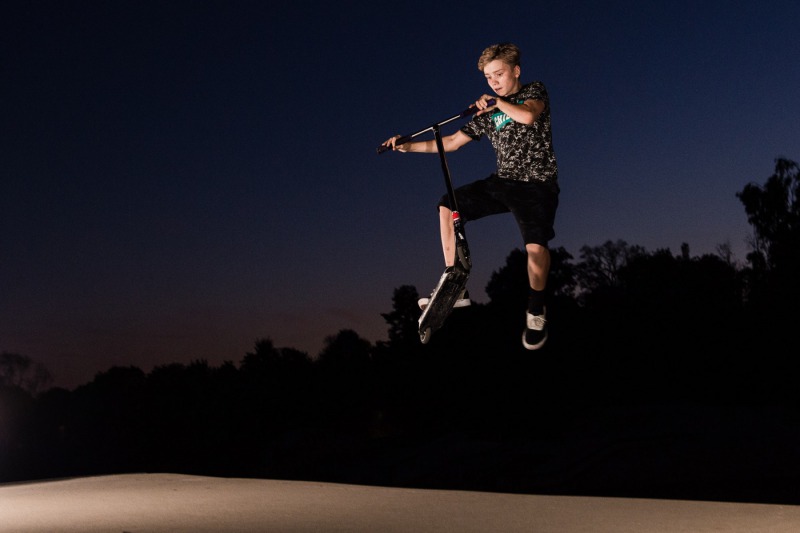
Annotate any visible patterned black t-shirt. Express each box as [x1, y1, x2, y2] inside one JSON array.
[[460, 81, 558, 183]]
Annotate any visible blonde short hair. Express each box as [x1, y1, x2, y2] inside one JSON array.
[[477, 43, 521, 71]]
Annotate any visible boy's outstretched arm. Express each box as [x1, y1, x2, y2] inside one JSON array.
[[382, 130, 472, 153]]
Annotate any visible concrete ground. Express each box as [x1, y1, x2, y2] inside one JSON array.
[[2, 473, 800, 532]]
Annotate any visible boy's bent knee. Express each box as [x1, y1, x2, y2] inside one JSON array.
[[525, 243, 547, 255]]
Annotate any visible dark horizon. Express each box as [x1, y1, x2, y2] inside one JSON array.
[[3, 221, 800, 505]]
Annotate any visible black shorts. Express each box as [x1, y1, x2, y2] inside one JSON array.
[[437, 174, 559, 246]]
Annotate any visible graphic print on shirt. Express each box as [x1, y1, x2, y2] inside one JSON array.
[[491, 97, 527, 131], [491, 108, 514, 131]]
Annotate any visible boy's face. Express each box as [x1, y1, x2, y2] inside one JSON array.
[[483, 59, 522, 97]]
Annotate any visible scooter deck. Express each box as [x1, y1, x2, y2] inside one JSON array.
[[418, 266, 469, 344]]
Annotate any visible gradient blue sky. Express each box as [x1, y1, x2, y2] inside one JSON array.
[[3, 1, 799, 389]]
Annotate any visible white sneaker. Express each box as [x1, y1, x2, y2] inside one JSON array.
[[522, 308, 548, 350], [418, 289, 471, 310]]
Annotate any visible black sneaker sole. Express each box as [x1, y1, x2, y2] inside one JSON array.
[[522, 330, 548, 350]]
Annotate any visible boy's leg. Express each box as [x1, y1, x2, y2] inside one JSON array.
[[526, 242, 550, 294], [508, 180, 558, 351], [418, 205, 469, 310], [438, 205, 456, 267], [421, 177, 503, 311], [523, 243, 550, 350]]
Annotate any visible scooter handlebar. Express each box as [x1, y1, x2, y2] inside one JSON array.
[[377, 99, 496, 155]]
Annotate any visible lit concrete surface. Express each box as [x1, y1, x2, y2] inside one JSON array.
[[1, 473, 800, 532]]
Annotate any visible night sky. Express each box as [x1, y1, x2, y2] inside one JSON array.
[[3, 0, 799, 390]]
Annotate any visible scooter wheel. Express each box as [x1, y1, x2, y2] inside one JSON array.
[[419, 327, 432, 344]]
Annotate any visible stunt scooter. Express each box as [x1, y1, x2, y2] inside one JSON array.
[[377, 99, 495, 343]]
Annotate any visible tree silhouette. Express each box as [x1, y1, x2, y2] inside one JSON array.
[[315, 329, 376, 436], [548, 245, 579, 298], [317, 329, 373, 368], [576, 239, 647, 297], [736, 157, 800, 302], [485, 248, 529, 308], [0, 382, 36, 480], [0, 351, 52, 394], [379, 285, 422, 350], [735, 157, 800, 394], [240, 337, 311, 377]]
